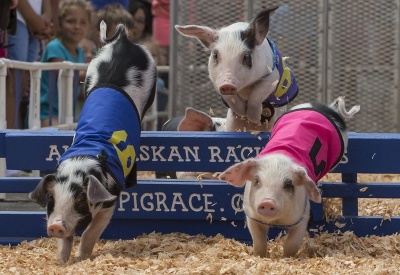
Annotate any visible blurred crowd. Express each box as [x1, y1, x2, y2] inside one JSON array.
[[1, 0, 169, 130]]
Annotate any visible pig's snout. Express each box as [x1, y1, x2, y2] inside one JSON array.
[[219, 84, 237, 95], [48, 222, 67, 238], [257, 199, 278, 217]]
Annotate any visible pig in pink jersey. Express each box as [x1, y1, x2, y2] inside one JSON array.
[[258, 108, 345, 183]]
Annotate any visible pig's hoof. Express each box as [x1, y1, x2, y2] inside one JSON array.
[[59, 254, 70, 263], [77, 252, 92, 261]]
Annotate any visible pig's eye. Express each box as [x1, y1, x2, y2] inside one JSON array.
[[76, 192, 87, 203], [47, 194, 54, 203], [252, 176, 260, 188], [212, 50, 219, 64], [242, 53, 252, 68], [283, 178, 294, 192]]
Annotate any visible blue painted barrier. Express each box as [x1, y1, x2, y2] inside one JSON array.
[[0, 130, 399, 245]]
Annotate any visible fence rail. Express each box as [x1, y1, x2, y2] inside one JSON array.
[[0, 131, 399, 245], [0, 58, 169, 131]]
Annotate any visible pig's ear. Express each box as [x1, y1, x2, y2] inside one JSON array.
[[86, 175, 117, 205], [28, 174, 56, 207], [219, 159, 259, 187], [292, 166, 322, 203], [175, 25, 218, 49], [178, 107, 213, 131], [245, 5, 279, 46]]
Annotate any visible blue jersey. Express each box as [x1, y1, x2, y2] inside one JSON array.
[[59, 86, 140, 188]]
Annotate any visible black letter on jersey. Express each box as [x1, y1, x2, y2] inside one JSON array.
[[309, 138, 326, 177]]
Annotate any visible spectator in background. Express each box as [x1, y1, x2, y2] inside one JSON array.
[[151, 0, 169, 66], [0, 0, 18, 58], [128, 0, 153, 44], [79, 37, 97, 63], [128, 0, 168, 129], [6, 0, 53, 129], [40, 0, 92, 127], [91, 3, 134, 48], [88, 0, 128, 10]]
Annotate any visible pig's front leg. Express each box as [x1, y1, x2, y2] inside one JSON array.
[[78, 205, 115, 260], [222, 94, 247, 117], [246, 72, 279, 123], [283, 213, 309, 257], [247, 216, 269, 257], [57, 235, 74, 263]]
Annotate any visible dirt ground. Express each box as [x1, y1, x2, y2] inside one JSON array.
[[0, 172, 399, 274]]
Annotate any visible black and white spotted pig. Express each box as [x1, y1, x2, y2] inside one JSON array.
[[155, 107, 226, 179], [29, 21, 157, 263], [175, 5, 298, 131]]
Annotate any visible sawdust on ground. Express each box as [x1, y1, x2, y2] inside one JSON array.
[[1, 173, 399, 274]]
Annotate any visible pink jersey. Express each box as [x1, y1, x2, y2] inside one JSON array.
[[257, 109, 344, 183]]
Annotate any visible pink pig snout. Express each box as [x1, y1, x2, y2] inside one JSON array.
[[257, 199, 278, 217], [219, 83, 237, 95], [48, 221, 67, 238]]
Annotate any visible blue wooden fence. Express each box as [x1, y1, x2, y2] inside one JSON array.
[[0, 130, 399, 245]]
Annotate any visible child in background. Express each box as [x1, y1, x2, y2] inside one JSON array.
[[91, 3, 133, 48], [128, 0, 153, 45], [128, 1, 168, 129], [40, 0, 92, 127], [79, 37, 97, 63]]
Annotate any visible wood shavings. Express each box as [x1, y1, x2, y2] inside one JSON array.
[[2, 231, 400, 274], [335, 222, 347, 228], [196, 175, 203, 188], [1, 172, 394, 273], [359, 187, 368, 192], [206, 213, 213, 224], [209, 108, 215, 116]]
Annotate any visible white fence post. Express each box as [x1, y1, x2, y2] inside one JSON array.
[[58, 64, 74, 125], [28, 67, 42, 129]]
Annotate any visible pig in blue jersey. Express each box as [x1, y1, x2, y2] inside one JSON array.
[[58, 86, 141, 188]]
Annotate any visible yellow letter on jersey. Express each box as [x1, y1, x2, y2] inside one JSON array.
[[109, 130, 135, 177]]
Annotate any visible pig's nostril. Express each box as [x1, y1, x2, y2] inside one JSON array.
[[261, 205, 274, 211]]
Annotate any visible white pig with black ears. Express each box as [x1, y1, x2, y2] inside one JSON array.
[[28, 21, 157, 263], [219, 97, 360, 257], [175, 6, 298, 131]]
